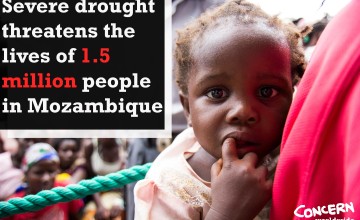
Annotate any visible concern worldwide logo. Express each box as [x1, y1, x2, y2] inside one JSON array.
[[294, 202, 355, 219]]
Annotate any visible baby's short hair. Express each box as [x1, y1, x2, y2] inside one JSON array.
[[175, 0, 306, 95]]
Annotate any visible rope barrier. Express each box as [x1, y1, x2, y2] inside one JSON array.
[[0, 163, 151, 218]]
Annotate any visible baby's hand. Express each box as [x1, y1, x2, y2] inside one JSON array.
[[206, 138, 272, 220]]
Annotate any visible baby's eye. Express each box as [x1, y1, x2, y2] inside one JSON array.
[[258, 87, 278, 98], [206, 88, 227, 99]]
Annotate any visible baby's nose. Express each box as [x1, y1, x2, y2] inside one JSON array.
[[225, 100, 258, 125]]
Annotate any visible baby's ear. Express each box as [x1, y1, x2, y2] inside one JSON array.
[[179, 93, 192, 127]]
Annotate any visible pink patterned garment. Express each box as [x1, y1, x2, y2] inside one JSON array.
[[134, 128, 211, 219]]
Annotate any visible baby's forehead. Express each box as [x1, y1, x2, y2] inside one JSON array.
[[196, 22, 287, 49], [192, 23, 289, 62]]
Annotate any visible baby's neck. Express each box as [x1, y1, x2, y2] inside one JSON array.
[[187, 147, 217, 182]]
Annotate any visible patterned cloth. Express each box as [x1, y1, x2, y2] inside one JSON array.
[[21, 143, 59, 172]]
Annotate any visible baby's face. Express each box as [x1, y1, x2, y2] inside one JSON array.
[[26, 160, 59, 195], [183, 24, 293, 159]]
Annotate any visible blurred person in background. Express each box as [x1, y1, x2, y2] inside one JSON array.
[[52, 138, 87, 184], [0, 134, 23, 201], [3, 143, 83, 220], [83, 138, 126, 220]]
